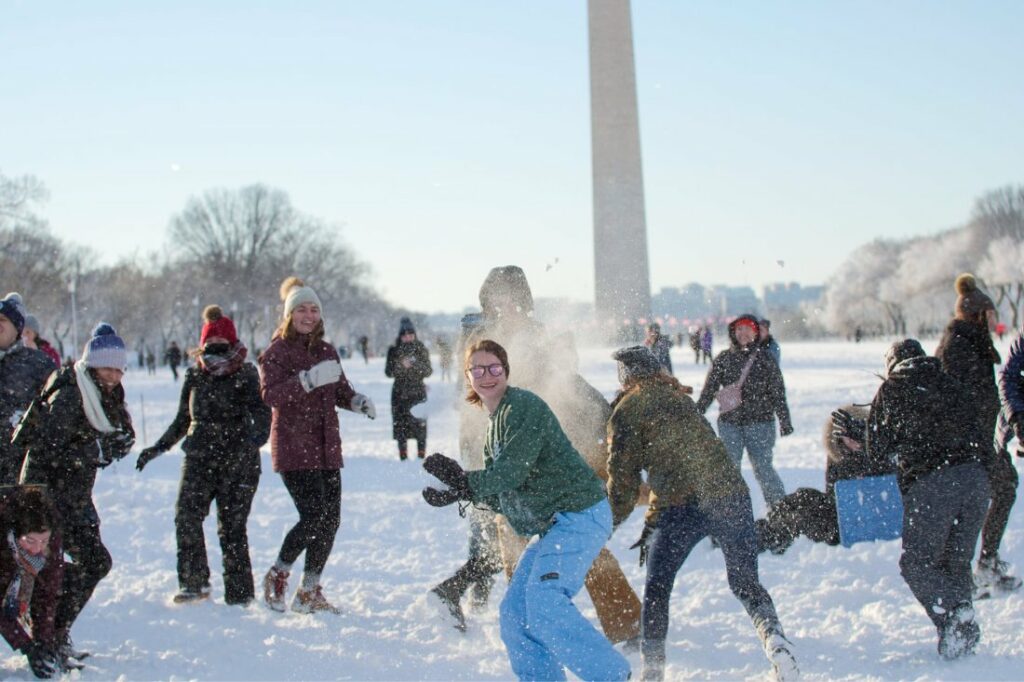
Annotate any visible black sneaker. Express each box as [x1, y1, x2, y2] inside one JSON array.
[[57, 632, 90, 662], [430, 583, 466, 632], [173, 585, 212, 604]]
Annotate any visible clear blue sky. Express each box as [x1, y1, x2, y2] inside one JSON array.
[[3, 1, 1022, 313]]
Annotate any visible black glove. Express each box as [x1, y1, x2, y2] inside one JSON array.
[[97, 429, 135, 467], [23, 641, 59, 679], [422, 486, 465, 507], [423, 453, 470, 496], [629, 522, 657, 568], [779, 422, 794, 437], [136, 446, 163, 472], [831, 408, 866, 444], [1011, 412, 1024, 444]]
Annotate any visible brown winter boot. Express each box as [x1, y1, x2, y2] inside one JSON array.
[[263, 567, 289, 612], [292, 585, 342, 615]]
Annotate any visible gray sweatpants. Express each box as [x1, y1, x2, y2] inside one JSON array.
[[899, 462, 990, 626]]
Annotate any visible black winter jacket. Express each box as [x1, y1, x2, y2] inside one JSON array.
[[153, 363, 270, 458], [0, 344, 57, 484], [866, 356, 988, 493], [21, 368, 134, 526], [696, 343, 792, 429], [935, 319, 1000, 437], [385, 340, 432, 407]]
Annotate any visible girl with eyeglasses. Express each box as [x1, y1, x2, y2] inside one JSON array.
[[422, 339, 630, 682]]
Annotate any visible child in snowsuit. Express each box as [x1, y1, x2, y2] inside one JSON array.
[[607, 346, 797, 681]]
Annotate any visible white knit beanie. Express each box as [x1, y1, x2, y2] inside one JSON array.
[[284, 285, 322, 317]]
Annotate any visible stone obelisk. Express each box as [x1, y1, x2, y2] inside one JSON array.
[[588, 0, 652, 336]]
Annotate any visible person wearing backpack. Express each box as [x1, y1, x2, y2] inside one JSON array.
[[20, 323, 135, 667], [696, 315, 793, 507]]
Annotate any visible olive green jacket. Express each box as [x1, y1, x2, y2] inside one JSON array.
[[607, 378, 746, 527], [466, 387, 606, 537]]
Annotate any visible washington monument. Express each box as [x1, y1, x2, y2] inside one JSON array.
[[588, 0, 652, 332]]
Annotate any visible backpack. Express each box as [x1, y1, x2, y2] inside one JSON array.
[[10, 368, 72, 456]]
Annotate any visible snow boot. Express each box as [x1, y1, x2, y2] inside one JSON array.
[[763, 628, 799, 681], [263, 566, 289, 613], [430, 581, 467, 632], [173, 584, 211, 604], [292, 586, 342, 615], [468, 574, 493, 611], [938, 603, 980, 660], [639, 639, 666, 681], [56, 632, 90, 662], [975, 555, 1022, 597]]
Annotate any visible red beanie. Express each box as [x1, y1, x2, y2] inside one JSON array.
[[734, 318, 758, 332], [200, 305, 238, 345]]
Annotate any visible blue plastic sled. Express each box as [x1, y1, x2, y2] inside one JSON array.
[[834, 475, 904, 547]]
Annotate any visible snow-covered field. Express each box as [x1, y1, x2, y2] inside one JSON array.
[[5, 339, 1021, 681]]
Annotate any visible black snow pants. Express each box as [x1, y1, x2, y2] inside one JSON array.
[[175, 450, 260, 603], [278, 469, 341, 577], [900, 462, 990, 627], [56, 522, 112, 635], [980, 447, 1019, 561]]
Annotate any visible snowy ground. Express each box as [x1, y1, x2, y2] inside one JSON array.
[[4, 339, 1022, 681]]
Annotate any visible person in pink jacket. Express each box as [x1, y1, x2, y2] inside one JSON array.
[[259, 277, 376, 614]]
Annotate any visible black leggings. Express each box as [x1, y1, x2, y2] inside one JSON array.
[[56, 522, 112, 635], [981, 448, 1019, 560], [278, 469, 342, 576]]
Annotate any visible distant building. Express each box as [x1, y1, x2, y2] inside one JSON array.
[[762, 282, 825, 311]]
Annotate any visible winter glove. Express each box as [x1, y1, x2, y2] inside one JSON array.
[[298, 360, 342, 392], [830, 408, 866, 446], [630, 522, 656, 568], [136, 446, 163, 472], [779, 422, 794, 437], [97, 429, 135, 467], [423, 453, 470, 494], [351, 393, 376, 420], [23, 641, 59, 679], [422, 486, 467, 507]]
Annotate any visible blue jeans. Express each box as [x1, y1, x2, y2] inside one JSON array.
[[643, 494, 779, 644], [499, 499, 630, 681], [718, 420, 786, 507]]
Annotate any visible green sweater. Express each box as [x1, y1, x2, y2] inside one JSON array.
[[466, 387, 606, 537], [607, 378, 746, 527]]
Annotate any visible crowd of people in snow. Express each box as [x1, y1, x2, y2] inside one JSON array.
[[0, 266, 1019, 680]]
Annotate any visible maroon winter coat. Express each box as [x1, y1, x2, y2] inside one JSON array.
[[0, 529, 62, 651], [259, 334, 357, 473]]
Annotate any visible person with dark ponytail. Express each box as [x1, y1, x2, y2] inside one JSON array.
[[385, 317, 432, 460], [259, 277, 375, 614], [136, 305, 271, 605], [0, 486, 64, 678]]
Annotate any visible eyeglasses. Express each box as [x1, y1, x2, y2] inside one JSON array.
[[466, 363, 505, 378]]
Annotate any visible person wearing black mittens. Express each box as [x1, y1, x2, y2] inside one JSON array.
[[385, 317, 432, 461], [0, 487, 64, 679], [20, 323, 135, 666], [137, 305, 271, 605]]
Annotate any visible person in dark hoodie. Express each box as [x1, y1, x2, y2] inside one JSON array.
[[136, 305, 271, 605], [20, 323, 135, 667], [0, 294, 56, 486], [935, 273, 1020, 595], [607, 346, 797, 682], [385, 317, 432, 460], [866, 339, 990, 660], [759, 318, 781, 366], [696, 314, 793, 508], [643, 322, 673, 375]]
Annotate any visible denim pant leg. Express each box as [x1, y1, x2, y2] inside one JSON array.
[[501, 500, 630, 682], [717, 420, 745, 469], [705, 493, 779, 633], [642, 505, 707, 643], [744, 421, 786, 507]]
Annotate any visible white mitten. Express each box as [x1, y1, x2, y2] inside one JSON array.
[[352, 393, 376, 420], [299, 360, 342, 392]]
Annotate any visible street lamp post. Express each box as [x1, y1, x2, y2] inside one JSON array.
[[68, 275, 79, 359]]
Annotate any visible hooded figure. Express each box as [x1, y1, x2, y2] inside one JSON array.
[[867, 338, 990, 659], [696, 314, 793, 507], [385, 317, 432, 460]]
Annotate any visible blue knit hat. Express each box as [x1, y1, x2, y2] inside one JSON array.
[[82, 323, 127, 370], [0, 292, 26, 335]]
